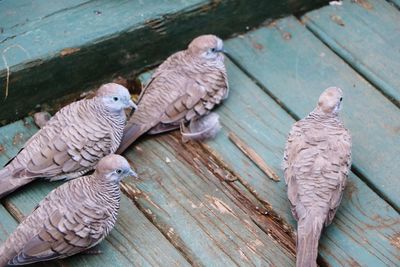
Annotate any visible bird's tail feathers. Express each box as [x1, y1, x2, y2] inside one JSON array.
[[296, 214, 324, 267], [0, 168, 33, 199]]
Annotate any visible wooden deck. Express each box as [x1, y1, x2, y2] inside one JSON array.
[[0, 0, 399, 266]]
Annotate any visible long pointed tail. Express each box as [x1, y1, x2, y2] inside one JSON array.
[[296, 215, 324, 267], [116, 123, 145, 154], [0, 168, 32, 199]]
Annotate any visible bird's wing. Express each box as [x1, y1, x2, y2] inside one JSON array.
[[283, 121, 304, 221], [9, 201, 107, 265], [11, 104, 112, 178], [325, 129, 352, 225]]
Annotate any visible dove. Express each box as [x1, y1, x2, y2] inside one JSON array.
[[282, 87, 352, 267], [0, 83, 136, 198], [0, 154, 137, 266], [117, 34, 229, 153]]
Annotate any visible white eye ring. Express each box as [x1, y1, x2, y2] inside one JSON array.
[[116, 169, 122, 174], [113, 97, 119, 101]]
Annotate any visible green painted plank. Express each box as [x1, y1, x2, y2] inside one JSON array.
[[0, 205, 18, 243], [389, 0, 400, 8], [303, 0, 400, 105], [122, 137, 295, 266], [0, 120, 190, 267], [225, 16, 400, 211], [0, 0, 91, 32], [200, 60, 400, 266], [0, 0, 329, 124]]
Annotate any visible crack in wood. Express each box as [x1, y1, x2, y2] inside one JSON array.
[[161, 132, 296, 255]]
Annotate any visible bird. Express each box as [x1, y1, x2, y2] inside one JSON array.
[[0, 83, 136, 198], [0, 154, 137, 266], [116, 34, 229, 153], [282, 87, 352, 267]]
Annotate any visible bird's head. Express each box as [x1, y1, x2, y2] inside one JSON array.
[[95, 154, 137, 183], [96, 83, 137, 113], [316, 87, 344, 115], [187, 34, 226, 62]]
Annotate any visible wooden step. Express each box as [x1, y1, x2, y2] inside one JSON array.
[[0, 0, 329, 124], [303, 0, 400, 106]]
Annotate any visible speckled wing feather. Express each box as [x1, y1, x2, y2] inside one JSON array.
[[7, 101, 116, 179], [283, 118, 351, 223]]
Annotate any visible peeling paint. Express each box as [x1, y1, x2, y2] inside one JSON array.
[[60, 47, 80, 57]]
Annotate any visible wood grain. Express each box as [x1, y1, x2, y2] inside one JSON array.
[[303, 0, 400, 106], [228, 132, 280, 181]]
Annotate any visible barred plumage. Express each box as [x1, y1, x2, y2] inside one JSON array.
[[283, 87, 352, 267], [0, 83, 135, 198], [117, 34, 228, 153], [0, 154, 136, 266]]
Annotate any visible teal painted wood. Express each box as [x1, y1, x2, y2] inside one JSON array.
[[303, 0, 400, 105], [0, 0, 199, 67], [122, 137, 295, 266], [0, 120, 190, 266], [0, 205, 17, 243], [204, 60, 400, 266], [0, 0, 329, 124], [0, 0, 91, 32], [389, 0, 400, 8], [225, 16, 400, 211]]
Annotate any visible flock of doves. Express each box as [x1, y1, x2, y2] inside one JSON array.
[[0, 35, 351, 267]]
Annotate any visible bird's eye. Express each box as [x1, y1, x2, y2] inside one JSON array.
[[211, 48, 216, 53], [113, 97, 119, 101], [339, 97, 343, 102], [116, 169, 122, 174]]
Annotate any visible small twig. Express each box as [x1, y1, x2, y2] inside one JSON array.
[[2, 44, 31, 99], [228, 132, 280, 182]]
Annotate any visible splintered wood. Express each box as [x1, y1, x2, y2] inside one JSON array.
[[228, 132, 280, 181]]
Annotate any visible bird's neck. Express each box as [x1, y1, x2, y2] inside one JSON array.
[[93, 179, 121, 202], [308, 109, 341, 125]]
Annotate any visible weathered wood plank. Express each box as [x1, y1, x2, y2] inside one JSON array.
[[122, 135, 296, 266], [225, 16, 400, 211], [389, 0, 400, 8], [303, 0, 400, 105], [0, 0, 329, 124], [0, 0, 91, 32], [0, 205, 17, 243], [0, 120, 190, 267]]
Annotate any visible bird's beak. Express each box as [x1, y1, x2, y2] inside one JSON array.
[[216, 48, 229, 55], [127, 168, 138, 179], [129, 100, 137, 110]]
